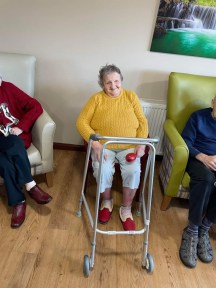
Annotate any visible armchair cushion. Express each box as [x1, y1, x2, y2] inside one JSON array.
[[31, 109, 56, 173], [27, 144, 42, 166]]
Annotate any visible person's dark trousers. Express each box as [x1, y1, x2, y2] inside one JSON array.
[[0, 135, 33, 206], [186, 156, 216, 226]]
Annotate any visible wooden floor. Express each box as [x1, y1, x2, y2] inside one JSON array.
[[0, 150, 216, 288]]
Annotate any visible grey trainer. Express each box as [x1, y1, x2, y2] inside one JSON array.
[[179, 230, 198, 268], [197, 232, 213, 263]]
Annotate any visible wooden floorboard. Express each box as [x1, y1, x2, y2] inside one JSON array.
[[0, 149, 216, 288]]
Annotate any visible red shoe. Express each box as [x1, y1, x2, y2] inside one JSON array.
[[28, 185, 53, 204], [98, 199, 113, 224], [119, 206, 136, 231], [11, 202, 26, 228]]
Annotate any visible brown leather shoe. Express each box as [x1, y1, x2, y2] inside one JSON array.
[[11, 202, 26, 228], [28, 185, 53, 204]]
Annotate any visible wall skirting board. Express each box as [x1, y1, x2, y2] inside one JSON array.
[[54, 143, 85, 151]]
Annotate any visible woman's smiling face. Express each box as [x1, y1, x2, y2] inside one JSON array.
[[102, 72, 122, 97]]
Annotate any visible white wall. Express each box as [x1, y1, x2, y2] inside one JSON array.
[[1, 0, 216, 144]]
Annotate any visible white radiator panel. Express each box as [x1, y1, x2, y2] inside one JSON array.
[[140, 99, 166, 155]]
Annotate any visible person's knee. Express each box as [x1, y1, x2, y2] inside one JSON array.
[[191, 173, 216, 192], [122, 167, 140, 189], [92, 159, 114, 175], [12, 136, 24, 148], [0, 157, 13, 175], [122, 163, 140, 178], [5, 136, 25, 154], [202, 172, 215, 186]]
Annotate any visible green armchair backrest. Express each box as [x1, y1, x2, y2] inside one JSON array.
[[167, 72, 216, 133]]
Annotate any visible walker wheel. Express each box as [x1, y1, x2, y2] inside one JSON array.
[[145, 253, 154, 273], [83, 255, 90, 277], [76, 210, 82, 217]]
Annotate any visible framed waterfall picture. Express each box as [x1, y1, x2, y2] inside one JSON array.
[[150, 1, 216, 59]]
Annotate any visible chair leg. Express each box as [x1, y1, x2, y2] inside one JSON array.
[[160, 195, 172, 211], [45, 171, 54, 187]]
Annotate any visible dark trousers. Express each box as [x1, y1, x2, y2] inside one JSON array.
[[0, 135, 33, 206], [186, 157, 216, 226]]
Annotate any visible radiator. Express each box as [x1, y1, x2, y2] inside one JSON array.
[[140, 99, 166, 155]]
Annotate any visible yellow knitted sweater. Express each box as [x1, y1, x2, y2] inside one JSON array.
[[76, 88, 148, 150]]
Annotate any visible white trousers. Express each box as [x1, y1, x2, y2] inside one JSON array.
[[91, 148, 141, 193]]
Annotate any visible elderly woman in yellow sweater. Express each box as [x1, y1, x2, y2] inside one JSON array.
[[76, 64, 148, 231]]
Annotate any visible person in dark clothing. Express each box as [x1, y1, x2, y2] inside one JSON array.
[[179, 96, 216, 268], [0, 77, 52, 228]]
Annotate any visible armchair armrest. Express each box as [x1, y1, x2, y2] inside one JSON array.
[[31, 109, 56, 172], [160, 119, 189, 197]]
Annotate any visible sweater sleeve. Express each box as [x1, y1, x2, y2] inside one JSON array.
[[76, 95, 98, 142], [8, 83, 43, 132], [181, 113, 200, 157], [132, 93, 148, 138]]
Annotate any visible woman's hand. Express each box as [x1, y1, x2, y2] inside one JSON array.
[[196, 153, 216, 171], [135, 145, 146, 158], [91, 141, 107, 161], [10, 127, 23, 136]]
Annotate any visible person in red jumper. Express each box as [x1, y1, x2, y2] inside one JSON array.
[[0, 77, 53, 228]]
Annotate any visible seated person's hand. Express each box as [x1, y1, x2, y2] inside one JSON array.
[[10, 127, 23, 136], [135, 145, 146, 158], [196, 153, 216, 171], [91, 140, 107, 161]]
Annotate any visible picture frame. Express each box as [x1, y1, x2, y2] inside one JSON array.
[[150, 1, 216, 59]]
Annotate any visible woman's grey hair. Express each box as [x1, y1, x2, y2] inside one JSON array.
[[98, 64, 123, 88]]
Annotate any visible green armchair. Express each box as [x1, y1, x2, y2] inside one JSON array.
[[159, 72, 216, 210]]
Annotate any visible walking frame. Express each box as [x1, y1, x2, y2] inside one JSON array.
[[76, 134, 159, 277]]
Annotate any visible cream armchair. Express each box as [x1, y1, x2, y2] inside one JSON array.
[[0, 52, 56, 187]]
